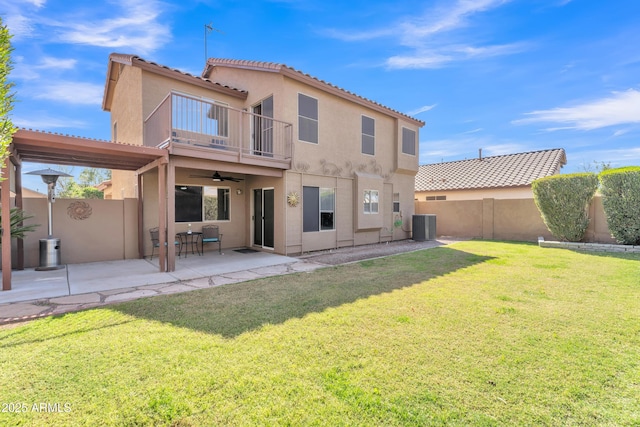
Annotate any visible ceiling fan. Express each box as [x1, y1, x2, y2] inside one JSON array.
[[189, 171, 244, 182]]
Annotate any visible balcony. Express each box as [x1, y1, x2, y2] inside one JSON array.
[[144, 92, 293, 169]]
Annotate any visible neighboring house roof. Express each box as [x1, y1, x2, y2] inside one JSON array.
[[103, 54, 249, 111], [415, 148, 567, 192], [202, 58, 425, 127], [95, 180, 112, 192], [10, 187, 46, 198]]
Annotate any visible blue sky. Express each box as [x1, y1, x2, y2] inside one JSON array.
[[3, 0, 640, 191]]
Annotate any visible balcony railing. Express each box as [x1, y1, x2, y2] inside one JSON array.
[[144, 92, 293, 161]]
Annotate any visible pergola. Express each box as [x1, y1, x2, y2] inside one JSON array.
[[1, 129, 171, 291]]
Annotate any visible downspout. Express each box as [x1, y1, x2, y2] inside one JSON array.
[[335, 175, 339, 250]]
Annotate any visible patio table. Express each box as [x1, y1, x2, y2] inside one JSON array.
[[177, 231, 203, 257]]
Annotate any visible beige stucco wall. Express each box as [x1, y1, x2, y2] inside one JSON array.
[[415, 196, 616, 243], [415, 186, 533, 201], [141, 168, 264, 255], [13, 198, 139, 268]]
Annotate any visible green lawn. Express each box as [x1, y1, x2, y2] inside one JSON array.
[[1, 241, 639, 426]]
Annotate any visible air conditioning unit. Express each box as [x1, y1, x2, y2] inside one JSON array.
[[412, 214, 436, 241]]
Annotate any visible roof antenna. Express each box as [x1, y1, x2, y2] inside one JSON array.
[[204, 22, 224, 64]]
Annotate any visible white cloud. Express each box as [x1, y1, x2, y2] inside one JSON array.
[[513, 89, 640, 131], [612, 128, 630, 137], [35, 57, 78, 70], [387, 53, 453, 69], [321, 28, 394, 42], [31, 81, 103, 105], [45, 0, 170, 54], [14, 114, 88, 130], [24, 0, 46, 7], [460, 128, 483, 135], [386, 42, 527, 69], [324, 0, 521, 69], [398, 0, 510, 43], [407, 104, 437, 115], [3, 0, 169, 52], [0, 0, 42, 39]]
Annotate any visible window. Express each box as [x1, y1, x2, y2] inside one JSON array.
[[393, 193, 400, 213], [175, 185, 230, 222], [303, 186, 335, 232], [364, 190, 379, 214], [320, 188, 335, 230], [298, 93, 318, 144], [402, 127, 416, 155], [362, 115, 375, 155], [204, 186, 230, 221], [426, 195, 446, 201]]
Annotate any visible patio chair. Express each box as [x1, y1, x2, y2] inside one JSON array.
[[201, 225, 223, 254], [149, 227, 181, 260]]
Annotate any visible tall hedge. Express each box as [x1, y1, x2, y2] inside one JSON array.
[[598, 166, 640, 245], [532, 173, 598, 242]]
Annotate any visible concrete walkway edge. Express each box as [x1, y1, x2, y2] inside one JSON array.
[[0, 260, 324, 325]]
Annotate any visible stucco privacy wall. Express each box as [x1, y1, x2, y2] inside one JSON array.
[[415, 196, 616, 243], [8, 198, 138, 269]]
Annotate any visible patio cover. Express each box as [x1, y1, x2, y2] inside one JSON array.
[[2, 129, 170, 291]]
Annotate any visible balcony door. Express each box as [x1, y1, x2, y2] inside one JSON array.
[[252, 96, 273, 157], [253, 188, 274, 249]]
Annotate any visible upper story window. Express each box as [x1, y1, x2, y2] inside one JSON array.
[[298, 93, 318, 144], [402, 127, 416, 156], [362, 115, 375, 155], [363, 190, 379, 214]]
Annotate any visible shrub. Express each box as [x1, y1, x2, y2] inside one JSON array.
[[598, 166, 640, 245], [0, 207, 39, 242], [532, 173, 598, 242]]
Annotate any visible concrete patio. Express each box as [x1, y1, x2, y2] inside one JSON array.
[[0, 248, 324, 324]]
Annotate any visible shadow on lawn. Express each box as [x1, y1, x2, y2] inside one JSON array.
[[113, 247, 493, 338]]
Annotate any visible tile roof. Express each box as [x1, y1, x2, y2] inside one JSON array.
[[103, 53, 248, 110], [203, 58, 425, 126], [415, 148, 567, 191]]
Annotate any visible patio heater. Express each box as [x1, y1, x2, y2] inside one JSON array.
[[27, 168, 71, 271]]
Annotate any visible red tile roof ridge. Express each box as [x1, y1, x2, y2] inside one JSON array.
[[110, 53, 247, 95], [205, 58, 425, 126]]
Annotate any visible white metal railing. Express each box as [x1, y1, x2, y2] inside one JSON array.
[[144, 92, 293, 160]]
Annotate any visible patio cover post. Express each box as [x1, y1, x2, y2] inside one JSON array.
[[137, 173, 143, 259], [158, 162, 167, 272], [167, 161, 176, 272], [14, 158, 24, 270], [1, 155, 12, 290]]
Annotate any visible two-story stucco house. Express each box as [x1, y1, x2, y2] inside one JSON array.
[[103, 54, 424, 261]]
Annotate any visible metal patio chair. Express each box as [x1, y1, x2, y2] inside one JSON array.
[[201, 225, 223, 254], [149, 227, 181, 259]]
